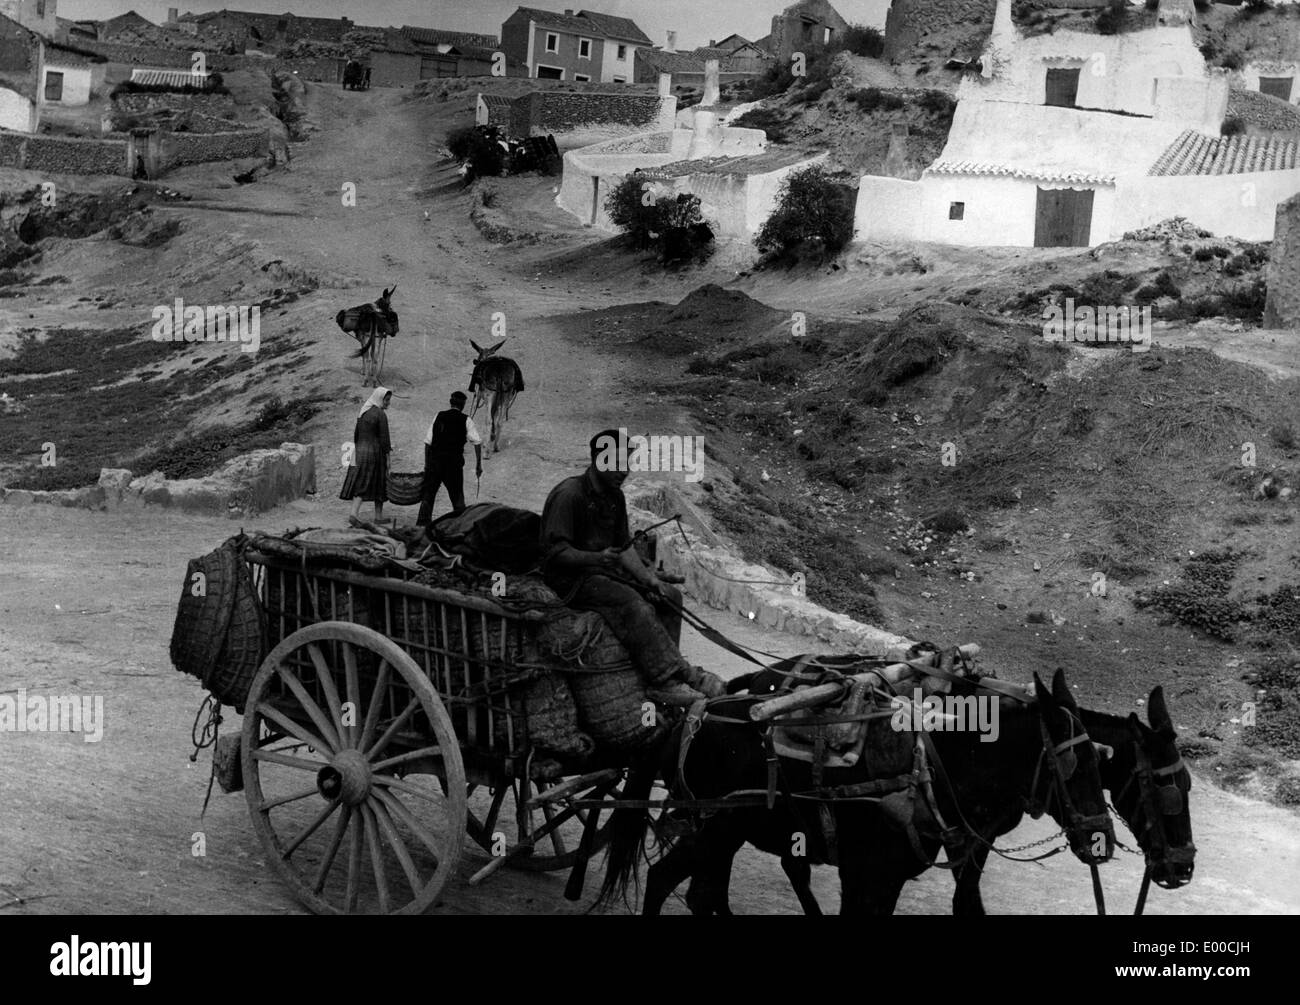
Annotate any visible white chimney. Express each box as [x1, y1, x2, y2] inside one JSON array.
[[665, 30, 677, 54]]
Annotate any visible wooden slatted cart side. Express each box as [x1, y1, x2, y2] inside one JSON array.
[[245, 550, 552, 774]]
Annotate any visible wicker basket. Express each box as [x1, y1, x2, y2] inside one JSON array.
[[168, 537, 266, 713], [386, 471, 425, 507]]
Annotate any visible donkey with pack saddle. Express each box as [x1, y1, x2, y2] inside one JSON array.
[[337, 285, 398, 387], [468, 339, 524, 455], [682, 661, 1195, 916], [595, 645, 1115, 915]]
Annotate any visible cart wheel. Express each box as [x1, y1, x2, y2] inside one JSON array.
[[241, 622, 467, 915], [463, 774, 619, 873]]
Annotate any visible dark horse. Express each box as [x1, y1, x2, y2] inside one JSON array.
[[336, 286, 398, 387], [686, 679, 1195, 915], [468, 339, 524, 455], [596, 666, 1114, 915]]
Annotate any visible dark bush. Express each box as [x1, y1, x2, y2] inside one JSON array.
[[1096, 0, 1128, 34], [445, 125, 477, 161], [731, 107, 793, 143], [605, 176, 712, 264], [1220, 51, 1244, 71], [848, 87, 905, 112], [755, 165, 856, 262], [917, 89, 956, 116], [835, 25, 885, 57], [1221, 116, 1246, 137], [1134, 270, 1182, 304]]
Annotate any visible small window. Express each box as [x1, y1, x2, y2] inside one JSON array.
[[1259, 76, 1293, 101], [37, 0, 46, 17], [612, 76, 627, 83], [44, 71, 64, 102], [545, 32, 558, 53], [1045, 67, 1081, 107], [579, 38, 592, 59], [949, 201, 965, 220], [617, 44, 627, 60], [574, 73, 591, 82]]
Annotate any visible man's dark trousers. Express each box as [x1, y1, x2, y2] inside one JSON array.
[[417, 448, 466, 525], [564, 575, 685, 686]]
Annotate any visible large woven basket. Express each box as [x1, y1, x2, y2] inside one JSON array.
[[386, 471, 424, 507], [169, 537, 266, 712]]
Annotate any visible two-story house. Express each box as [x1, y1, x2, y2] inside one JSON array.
[[501, 7, 650, 83]]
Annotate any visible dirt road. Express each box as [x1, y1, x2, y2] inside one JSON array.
[[2, 83, 1297, 916]]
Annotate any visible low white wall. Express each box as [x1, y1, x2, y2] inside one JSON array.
[[1111, 169, 1300, 242], [556, 124, 769, 229], [855, 171, 1120, 247], [0, 86, 36, 132], [855, 176, 923, 242]]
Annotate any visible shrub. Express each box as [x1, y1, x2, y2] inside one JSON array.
[[917, 89, 956, 116], [605, 176, 712, 263], [445, 124, 477, 161], [731, 107, 792, 144], [1221, 116, 1246, 137], [834, 25, 885, 58], [1220, 51, 1244, 71], [1096, 0, 1128, 34], [1134, 270, 1182, 304], [755, 165, 856, 262], [848, 87, 904, 112]]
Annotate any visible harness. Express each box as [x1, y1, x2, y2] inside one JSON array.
[[1113, 742, 1195, 913]]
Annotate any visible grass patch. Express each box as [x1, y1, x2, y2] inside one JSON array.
[[0, 328, 318, 491]]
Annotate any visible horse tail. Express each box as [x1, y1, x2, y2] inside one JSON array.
[[594, 738, 666, 911], [353, 331, 374, 359]]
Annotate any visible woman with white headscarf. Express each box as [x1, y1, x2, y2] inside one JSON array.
[[340, 386, 392, 522]]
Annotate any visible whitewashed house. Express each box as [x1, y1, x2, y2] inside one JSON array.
[[41, 42, 104, 106], [855, 0, 1300, 247]]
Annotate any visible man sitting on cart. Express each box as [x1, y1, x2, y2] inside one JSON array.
[[539, 429, 726, 707]]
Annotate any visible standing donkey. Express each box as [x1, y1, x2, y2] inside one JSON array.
[[336, 285, 398, 387], [468, 339, 524, 455]]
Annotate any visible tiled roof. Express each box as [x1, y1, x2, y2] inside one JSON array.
[[130, 69, 212, 86], [401, 26, 499, 49], [576, 10, 651, 45], [45, 43, 107, 66], [637, 49, 708, 73], [1148, 129, 1300, 176], [928, 159, 1115, 185], [479, 93, 516, 107], [510, 7, 650, 44]]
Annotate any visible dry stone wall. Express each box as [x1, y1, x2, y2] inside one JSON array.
[[0, 132, 130, 175], [884, 0, 997, 60], [1264, 193, 1300, 328]]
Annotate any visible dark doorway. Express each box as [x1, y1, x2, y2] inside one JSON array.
[[1045, 67, 1081, 107], [535, 65, 563, 80], [1259, 76, 1294, 101], [1034, 187, 1094, 247]]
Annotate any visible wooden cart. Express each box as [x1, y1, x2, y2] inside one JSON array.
[[237, 547, 634, 915]]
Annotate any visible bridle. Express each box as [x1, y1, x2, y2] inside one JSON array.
[[1024, 706, 1113, 859], [1113, 738, 1195, 908]]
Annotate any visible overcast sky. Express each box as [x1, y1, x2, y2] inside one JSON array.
[[60, 1, 893, 48]]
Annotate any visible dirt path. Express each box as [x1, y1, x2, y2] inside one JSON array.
[[2, 83, 1297, 916]]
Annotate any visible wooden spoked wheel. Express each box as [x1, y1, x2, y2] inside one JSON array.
[[463, 774, 621, 874], [241, 622, 467, 915]]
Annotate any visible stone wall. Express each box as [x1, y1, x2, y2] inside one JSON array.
[[515, 91, 665, 135], [1227, 86, 1300, 133], [112, 90, 238, 116], [1, 444, 318, 516], [0, 131, 130, 174], [157, 128, 269, 169], [1264, 193, 1300, 328], [884, 0, 996, 61]]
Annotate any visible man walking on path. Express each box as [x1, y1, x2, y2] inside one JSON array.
[[417, 390, 483, 525]]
